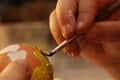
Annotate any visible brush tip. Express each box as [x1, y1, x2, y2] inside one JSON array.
[[41, 50, 54, 56]]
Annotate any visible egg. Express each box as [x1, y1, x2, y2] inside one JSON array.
[[0, 44, 53, 80]]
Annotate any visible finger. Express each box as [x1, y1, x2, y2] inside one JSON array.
[[50, 10, 65, 44], [56, 0, 77, 38], [77, 0, 116, 33], [77, 0, 97, 33], [86, 21, 120, 42], [0, 59, 29, 80], [49, 10, 81, 57]]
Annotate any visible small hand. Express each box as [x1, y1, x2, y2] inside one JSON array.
[[0, 59, 29, 80]]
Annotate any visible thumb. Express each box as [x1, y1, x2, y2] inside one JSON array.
[[86, 21, 120, 42], [0, 59, 29, 80]]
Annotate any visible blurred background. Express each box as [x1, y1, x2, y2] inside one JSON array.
[[0, 0, 112, 80]]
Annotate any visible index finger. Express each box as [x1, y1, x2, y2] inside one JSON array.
[[56, 0, 78, 39]]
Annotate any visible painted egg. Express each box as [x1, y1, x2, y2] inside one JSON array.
[[0, 44, 53, 80]]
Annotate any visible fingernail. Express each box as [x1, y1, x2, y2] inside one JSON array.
[[68, 52, 78, 57], [62, 24, 73, 37], [70, 53, 76, 57], [70, 49, 80, 57], [15, 59, 28, 68], [77, 21, 84, 32], [68, 10, 73, 17]]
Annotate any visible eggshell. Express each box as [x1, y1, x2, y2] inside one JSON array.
[[0, 44, 53, 80]]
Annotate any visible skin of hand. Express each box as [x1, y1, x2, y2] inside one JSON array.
[[0, 59, 30, 80], [49, 0, 120, 79]]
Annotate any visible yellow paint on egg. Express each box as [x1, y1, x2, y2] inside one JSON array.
[[31, 48, 53, 80]]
